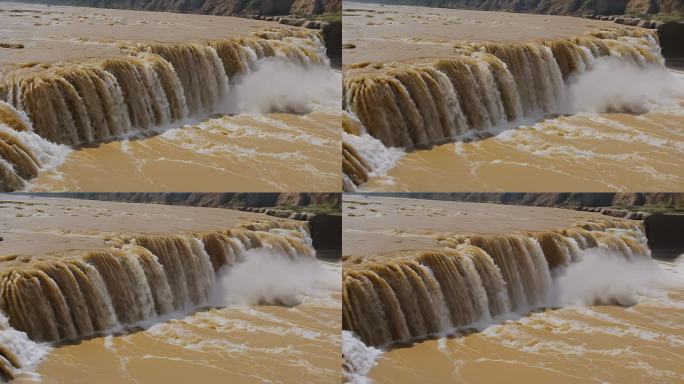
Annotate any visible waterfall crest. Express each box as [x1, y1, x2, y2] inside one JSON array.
[[0, 219, 315, 343], [342, 29, 663, 189], [342, 218, 649, 347], [0, 28, 328, 191]]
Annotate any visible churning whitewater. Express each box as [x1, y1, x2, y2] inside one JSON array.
[[341, 196, 684, 383], [346, 253, 684, 383], [0, 221, 316, 340], [0, 194, 340, 382], [343, 219, 648, 348], [342, 16, 684, 190]]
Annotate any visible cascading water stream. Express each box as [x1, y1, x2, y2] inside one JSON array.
[[0, 219, 316, 381], [342, 219, 649, 348], [0, 312, 48, 383], [0, 28, 330, 191], [342, 29, 665, 189]]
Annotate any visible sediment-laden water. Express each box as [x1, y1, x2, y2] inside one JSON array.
[[345, 29, 662, 148], [343, 218, 647, 347], [14, 287, 342, 383], [342, 3, 684, 191], [25, 111, 341, 192], [341, 196, 684, 383], [0, 4, 340, 192], [0, 196, 341, 382], [347, 255, 684, 383]]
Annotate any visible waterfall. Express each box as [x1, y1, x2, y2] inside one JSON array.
[[342, 219, 649, 347], [0, 312, 48, 382], [0, 29, 328, 191], [0, 221, 315, 343], [0, 112, 70, 192], [342, 29, 663, 189]]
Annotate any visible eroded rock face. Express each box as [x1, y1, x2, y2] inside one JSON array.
[[311, 193, 341, 207], [593, 0, 629, 14], [626, 0, 659, 14], [291, 0, 342, 14], [309, 213, 342, 258], [645, 213, 684, 254], [322, 19, 342, 60], [659, 22, 684, 58], [253, 0, 296, 15], [292, 0, 323, 14]]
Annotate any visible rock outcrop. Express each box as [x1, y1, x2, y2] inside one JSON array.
[[644, 213, 684, 255], [292, 0, 341, 14], [658, 21, 684, 57]]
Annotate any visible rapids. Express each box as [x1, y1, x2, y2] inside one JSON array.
[[0, 204, 319, 381], [342, 219, 647, 347], [0, 25, 332, 191], [342, 24, 684, 191]]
